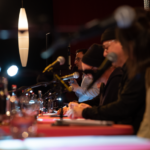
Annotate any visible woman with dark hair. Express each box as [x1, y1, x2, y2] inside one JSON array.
[[116, 8, 150, 138]]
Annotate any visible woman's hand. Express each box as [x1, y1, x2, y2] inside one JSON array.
[[57, 106, 69, 115], [67, 103, 91, 119], [66, 106, 84, 119]]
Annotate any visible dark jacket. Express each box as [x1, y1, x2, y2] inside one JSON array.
[[83, 67, 123, 107], [82, 65, 146, 134]]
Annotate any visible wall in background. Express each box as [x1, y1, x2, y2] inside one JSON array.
[[53, 0, 143, 67]]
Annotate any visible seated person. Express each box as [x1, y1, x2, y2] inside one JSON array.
[[83, 27, 123, 107], [67, 32, 146, 135], [58, 44, 105, 114], [58, 38, 123, 114], [72, 48, 100, 102], [116, 8, 150, 138]]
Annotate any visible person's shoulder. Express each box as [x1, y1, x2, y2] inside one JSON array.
[[83, 76, 92, 81], [109, 67, 123, 80], [113, 67, 124, 76]]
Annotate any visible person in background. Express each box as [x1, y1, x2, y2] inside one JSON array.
[[57, 47, 102, 115], [67, 30, 146, 135], [81, 27, 123, 107], [116, 8, 150, 138], [71, 48, 100, 102], [74, 49, 87, 71]]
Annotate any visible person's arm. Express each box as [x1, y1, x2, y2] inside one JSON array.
[[82, 73, 146, 121], [75, 85, 99, 98], [73, 76, 100, 102], [82, 74, 122, 107], [81, 94, 100, 106]]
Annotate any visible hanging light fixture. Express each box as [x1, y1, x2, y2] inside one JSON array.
[[18, 0, 29, 67]]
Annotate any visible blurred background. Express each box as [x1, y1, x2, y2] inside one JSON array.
[[0, 0, 143, 91]]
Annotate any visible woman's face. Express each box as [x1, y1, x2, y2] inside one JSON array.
[[103, 40, 128, 67], [102, 40, 115, 57]]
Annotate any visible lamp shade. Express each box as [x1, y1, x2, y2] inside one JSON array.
[[144, 0, 150, 10], [18, 8, 29, 67]]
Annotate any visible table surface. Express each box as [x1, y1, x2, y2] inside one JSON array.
[[0, 136, 150, 150], [0, 114, 134, 137], [1, 115, 149, 150]]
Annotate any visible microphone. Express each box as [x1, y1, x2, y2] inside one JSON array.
[[41, 5, 135, 59], [61, 72, 79, 80], [87, 52, 118, 90], [43, 56, 65, 73]]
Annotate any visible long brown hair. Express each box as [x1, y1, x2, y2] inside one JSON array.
[[117, 8, 150, 78]]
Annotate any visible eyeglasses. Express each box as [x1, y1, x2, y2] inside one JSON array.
[[75, 57, 82, 61]]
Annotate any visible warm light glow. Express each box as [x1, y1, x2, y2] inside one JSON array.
[[22, 132, 29, 138], [18, 8, 28, 30], [13, 127, 18, 133], [18, 8, 29, 67], [6, 111, 10, 116]]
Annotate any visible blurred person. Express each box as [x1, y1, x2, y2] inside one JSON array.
[[67, 28, 146, 134], [58, 47, 102, 115], [116, 8, 150, 138], [74, 49, 87, 71], [67, 33, 123, 113], [71, 47, 101, 102], [81, 28, 123, 107], [66, 28, 123, 110]]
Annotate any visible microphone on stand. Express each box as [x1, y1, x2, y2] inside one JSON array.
[[61, 72, 79, 81], [87, 52, 118, 90], [41, 6, 135, 59], [43, 56, 65, 73]]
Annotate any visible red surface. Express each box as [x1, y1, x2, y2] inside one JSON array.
[[37, 124, 133, 137], [0, 115, 133, 137], [0, 124, 133, 137]]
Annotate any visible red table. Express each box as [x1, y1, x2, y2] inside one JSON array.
[[0, 115, 133, 137], [1, 115, 149, 150], [0, 123, 133, 137], [37, 124, 133, 137], [36, 115, 133, 136]]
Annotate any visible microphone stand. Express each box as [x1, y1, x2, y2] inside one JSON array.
[[52, 73, 71, 126], [41, 67, 71, 125], [58, 76, 63, 120], [46, 32, 50, 66], [22, 81, 56, 94]]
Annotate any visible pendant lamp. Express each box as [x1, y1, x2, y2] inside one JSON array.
[[144, 0, 150, 10], [18, 2, 29, 67]]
